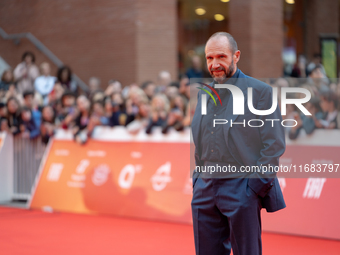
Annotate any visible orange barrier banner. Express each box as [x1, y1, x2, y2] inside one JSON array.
[[30, 128, 340, 239], [30, 139, 193, 223]]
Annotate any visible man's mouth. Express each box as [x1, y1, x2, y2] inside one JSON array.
[[212, 70, 224, 75]]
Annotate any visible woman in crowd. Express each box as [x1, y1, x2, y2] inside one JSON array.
[[125, 87, 147, 126], [104, 96, 123, 127], [57, 91, 77, 127], [0, 69, 15, 98], [126, 97, 150, 134], [57, 66, 77, 92], [72, 95, 91, 144], [13, 51, 39, 93], [318, 91, 338, 129], [91, 100, 109, 126], [40, 105, 57, 144], [145, 93, 169, 134], [4, 97, 21, 135], [161, 94, 186, 134]]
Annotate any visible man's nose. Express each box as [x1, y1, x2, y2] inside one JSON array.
[[212, 59, 220, 69]]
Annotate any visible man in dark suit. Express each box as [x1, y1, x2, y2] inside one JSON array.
[[191, 32, 286, 255]]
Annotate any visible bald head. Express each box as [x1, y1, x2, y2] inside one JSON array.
[[207, 32, 238, 54]]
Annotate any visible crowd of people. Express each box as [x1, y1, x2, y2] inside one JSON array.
[[279, 55, 340, 139], [0, 51, 339, 145], [0, 51, 193, 144]]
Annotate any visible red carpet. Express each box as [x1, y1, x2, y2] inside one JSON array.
[[0, 207, 339, 255]]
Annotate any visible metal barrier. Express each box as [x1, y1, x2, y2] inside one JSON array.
[[13, 136, 46, 200]]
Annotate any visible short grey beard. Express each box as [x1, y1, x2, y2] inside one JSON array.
[[211, 60, 235, 84]]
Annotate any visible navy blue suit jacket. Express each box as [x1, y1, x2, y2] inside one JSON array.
[[191, 70, 286, 212]]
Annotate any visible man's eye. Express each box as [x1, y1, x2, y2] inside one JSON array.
[[220, 56, 225, 58]]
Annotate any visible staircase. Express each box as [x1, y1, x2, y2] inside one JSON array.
[[0, 27, 88, 91]]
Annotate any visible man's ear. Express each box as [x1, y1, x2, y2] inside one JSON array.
[[234, 50, 241, 64]]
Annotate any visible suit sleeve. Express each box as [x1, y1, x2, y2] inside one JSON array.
[[247, 85, 286, 197]]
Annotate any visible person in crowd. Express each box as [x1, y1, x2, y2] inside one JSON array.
[[186, 55, 204, 79], [14, 51, 39, 93], [105, 80, 122, 96], [165, 81, 179, 100], [306, 53, 326, 76], [0, 69, 15, 97], [19, 107, 40, 139], [0, 102, 7, 131], [104, 96, 113, 118], [22, 90, 34, 109], [156, 70, 172, 93], [104, 96, 123, 127], [22, 90, 42, 129], [161, 94, 185, 134], [4, 97, 21, 135], [140, 81, 156, 100], [112, 92, 125, 113], [72, 95, 91, 144], [4, 83, 19, 102], [40, 105, 57, 144], [88, 77, 101, 94], [22, 90, 36, 109], [179, 75, 190, 100], [47, 81, 65, 110], [124, 87, 147, 126], [126, 97, 150, 134], [307, 64, 329, 93], [57, 66, 77, 92], [91, 100, 109, 126], [145, 93, 169, 134], [91, 90, 105, 103], [57, 91, 77, 128], [290, 55, 307, 78], [318, 91, 338, 129], [34, 62, 56, 105], [289, 98, 324, 140]]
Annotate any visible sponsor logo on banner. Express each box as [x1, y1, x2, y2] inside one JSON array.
[[303, 178, 326, 199], [150, 162, 172, 191], [87, 150, 106, 157], [118, 164, 142, 189], [92, 164, 111, 186], [131, 151, 142, 158], [67, 159, 90, 188], [55, 149, 70, 156], [46, 163, 64, 181]]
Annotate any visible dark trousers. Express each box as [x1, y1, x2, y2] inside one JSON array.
[[191, 177, 262, 255]]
